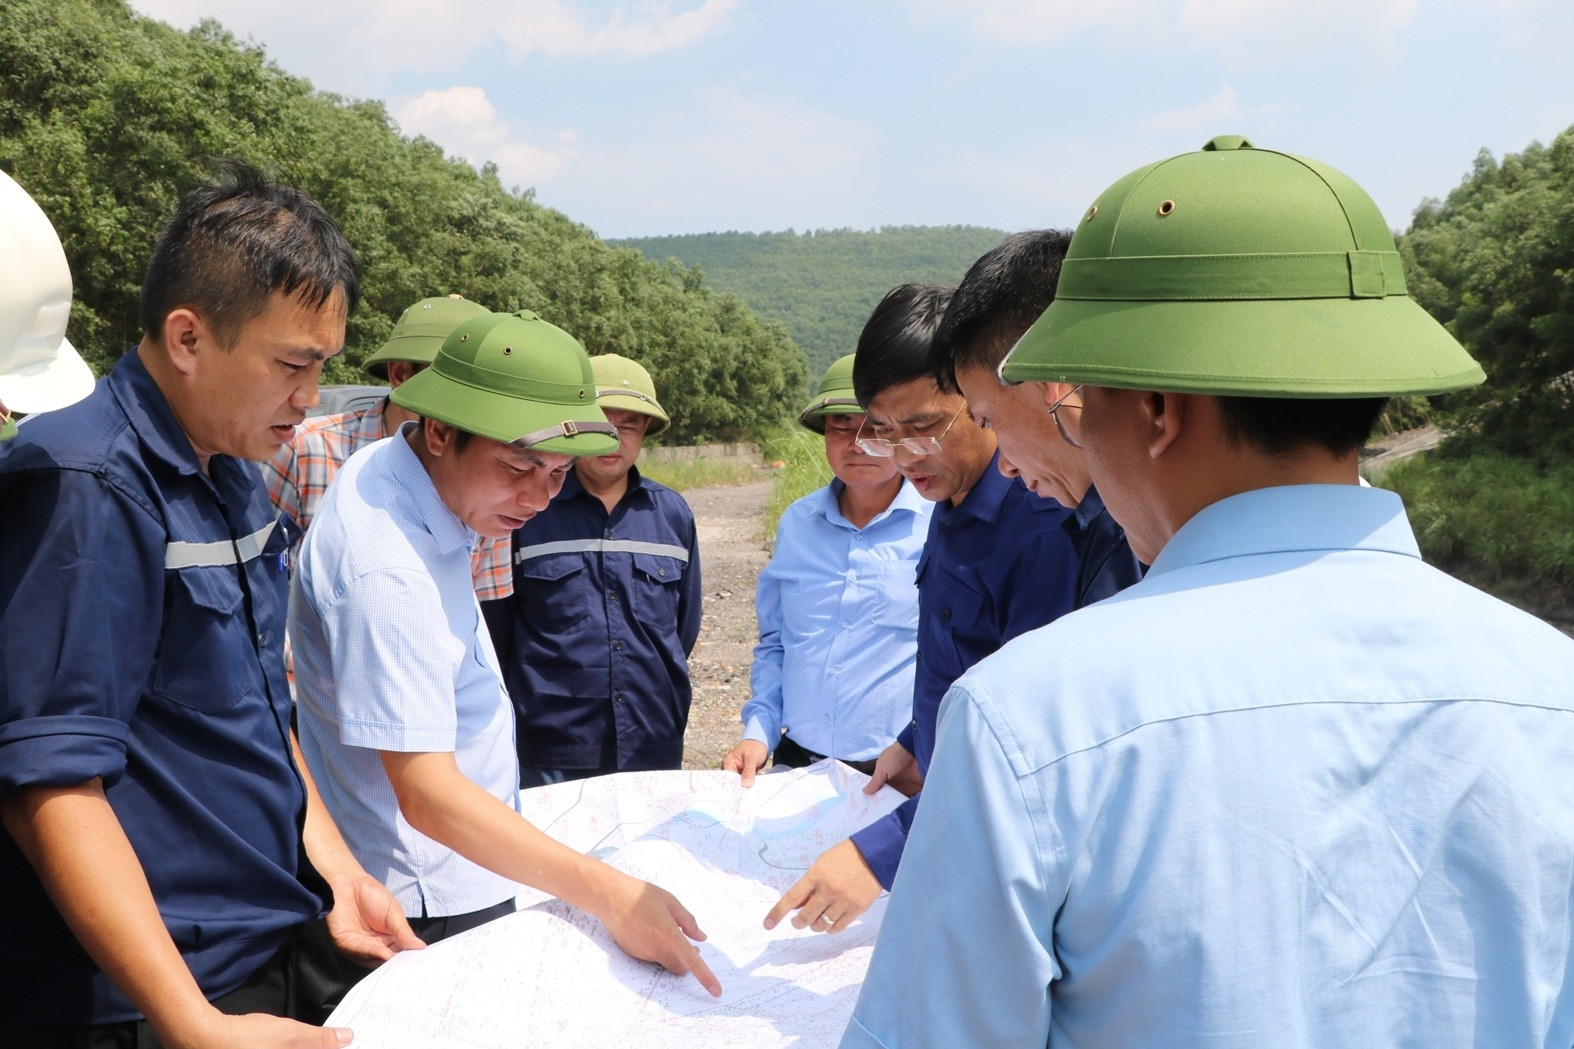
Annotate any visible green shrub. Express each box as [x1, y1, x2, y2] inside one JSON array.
[[1384, 449, 1574, 602]]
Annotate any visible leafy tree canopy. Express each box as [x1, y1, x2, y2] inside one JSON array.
[[1400, 128, 1574, 465], [618, 226, 1010, 378], [0, 0, 807, 442]]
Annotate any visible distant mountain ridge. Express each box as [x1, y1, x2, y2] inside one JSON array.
[[618, 226, 1011, 377]]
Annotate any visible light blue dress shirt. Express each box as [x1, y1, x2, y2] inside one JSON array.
[[845, 484, 1574, 1048], [292, 426, 520, 918], [742, 479, 932, 761]]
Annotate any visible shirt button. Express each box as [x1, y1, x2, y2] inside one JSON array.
[[614, 640, 623, 651], [604, 528, 613, 539], [608, 589, 617, 599], [855, 533, 864, 540], [658, 567, 667, 577], [941, 608, 952, 621], [841, 620, 851, 628], [614, 692, 624, 703], [256, 633, 268, 647]]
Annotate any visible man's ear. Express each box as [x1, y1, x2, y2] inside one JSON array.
[[1140, 391, 1191, 460], [160, 308, 207, 379], [421, 417, 456, 457]]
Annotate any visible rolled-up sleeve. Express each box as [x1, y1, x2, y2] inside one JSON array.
[[0, 470, 163, 795]]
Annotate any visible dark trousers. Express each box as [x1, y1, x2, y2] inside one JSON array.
[[0, 900, 515, 1048], [773, 734, 878, 776]]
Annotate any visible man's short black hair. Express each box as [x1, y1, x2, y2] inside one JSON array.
[[931, 229, 1073, 394], [852, 283, 955, 407], [1216, 396, 1389, 459], [140, 158, 360, 348]]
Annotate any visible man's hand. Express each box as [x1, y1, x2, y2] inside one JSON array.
[[170, 1009, 355, 1049], [865, 740, 922, 797], [598, 874, 722, 997], [763, 839, 882, 935], [324, 873, 425, 966], [721, 740, 769, 787]]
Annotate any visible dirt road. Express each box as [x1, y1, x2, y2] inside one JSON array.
[[681, 479, 773, 769]]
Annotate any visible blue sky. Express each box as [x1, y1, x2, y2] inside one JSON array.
[[129, 0, 1574, 240]]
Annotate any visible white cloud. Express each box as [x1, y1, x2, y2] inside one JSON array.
[[1135, 84, 1292, 135], [131, 1, 739, 80], [397, 87, 581, 185]]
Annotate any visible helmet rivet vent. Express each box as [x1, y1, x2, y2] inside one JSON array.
[[1085, 204, 1098, 221], [502, 346, 512, 354], [460, 333, 469, 341], [1158, 199, 1176, 217]]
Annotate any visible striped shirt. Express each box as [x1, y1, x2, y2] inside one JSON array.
[[262, 402, 512, 601]]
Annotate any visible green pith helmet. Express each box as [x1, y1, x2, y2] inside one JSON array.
[[391, 310, 619, 454], [363, 294, 490, 380], [799, 354, 863, 433], [590, 353, 670, 437], [1001, 135, 1485, 397]]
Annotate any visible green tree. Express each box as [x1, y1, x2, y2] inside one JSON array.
[[0, 0, 806, 442], [1400, 130, 1574, 464]]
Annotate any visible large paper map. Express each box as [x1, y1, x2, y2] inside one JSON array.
[[326, 762, 903, 1048]]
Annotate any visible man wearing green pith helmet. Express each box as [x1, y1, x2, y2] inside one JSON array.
[[843, 137, 1574, 1048], [263, 293, 515, 603], [291, 310, 722, 997]]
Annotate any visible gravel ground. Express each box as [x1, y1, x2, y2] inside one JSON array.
[[681, 479, 774, 769]]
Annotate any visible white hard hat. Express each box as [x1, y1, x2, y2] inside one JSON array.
[[0, 170, 93, 414]]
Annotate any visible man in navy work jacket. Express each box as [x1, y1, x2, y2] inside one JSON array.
[[763, 282, 1079, 937], [0, 161, 419, 1048], [491, 352, 701, 784], [934, 229, 1144, 608]]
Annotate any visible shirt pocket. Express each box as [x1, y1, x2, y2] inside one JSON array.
[[151, 566, 255, 713], [632, 551, 687, 631], [516, 553, 591, 632], [867, 558, 921, 632]]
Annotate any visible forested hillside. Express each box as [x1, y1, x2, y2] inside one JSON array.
[[618, 226, 1011, 375], [0, 0, 807, 442]]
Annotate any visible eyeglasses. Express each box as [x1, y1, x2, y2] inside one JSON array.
[[855, 405, 965, 458], [1047, 384, 1084, 448]]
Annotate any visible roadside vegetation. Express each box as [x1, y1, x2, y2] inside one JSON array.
[[640, 456, 761, 493], [761, 426, 832, 543], [1389, 127, 1574, 621], [1381, 452, 1574, 614]]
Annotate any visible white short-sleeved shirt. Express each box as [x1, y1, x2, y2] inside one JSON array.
[[291, 425, 519, 917]]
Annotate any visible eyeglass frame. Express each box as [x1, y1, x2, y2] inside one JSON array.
[[854, 404, 966, 458], [1045, 384, 1085, 449]]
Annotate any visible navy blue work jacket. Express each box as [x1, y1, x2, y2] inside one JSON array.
[[0, 351, 324, 1025], [851, 454, 1079, 887], [494, 467, 701, 773]]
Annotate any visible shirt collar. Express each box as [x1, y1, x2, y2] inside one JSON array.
[[388, 421, 474, 555], [940, 450, 1014, 525], [562, 463, 648, 510], [1147, 484, 1421, 580], [1070, 482, 1109, 533], [816, 476, 928, 529], [110, 349, 209, 479]]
